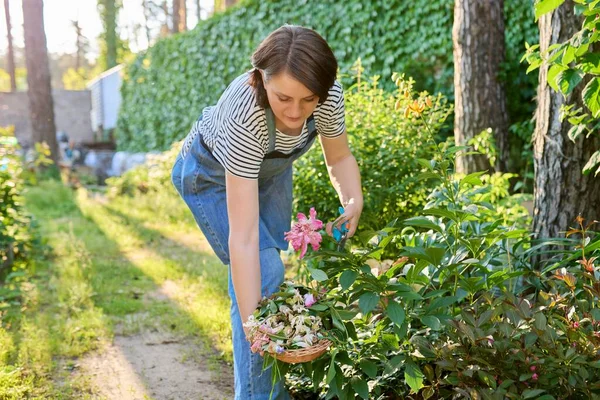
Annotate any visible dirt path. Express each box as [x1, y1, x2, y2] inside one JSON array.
[[78, 333, 233, 400]]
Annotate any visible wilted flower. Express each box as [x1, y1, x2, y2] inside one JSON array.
[[245, 281, 325, 358], [284, 208, 323, 259], [303, 293, 316, 307]]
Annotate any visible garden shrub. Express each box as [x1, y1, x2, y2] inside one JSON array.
[[279, 82, 596, 398], [0, 127, 34, 280], [293, 72, 452, 231], [285, 140, 599, 398], [0, 126, 40, 323]]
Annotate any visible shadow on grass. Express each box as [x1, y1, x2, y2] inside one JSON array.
[[20, 182, 233, 398]]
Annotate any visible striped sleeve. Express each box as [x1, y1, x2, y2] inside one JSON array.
[[212, 116, 266, 180], [316, 81, 346, 138]]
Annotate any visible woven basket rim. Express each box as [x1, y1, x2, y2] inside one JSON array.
[[273, 339, 332, 364]]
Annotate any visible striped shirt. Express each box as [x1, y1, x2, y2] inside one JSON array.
[[181, 71, 346, 179]]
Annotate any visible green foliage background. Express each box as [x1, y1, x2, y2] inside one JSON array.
[[116, 0, 538, 153]]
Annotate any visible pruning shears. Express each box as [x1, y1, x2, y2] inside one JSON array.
[[333, 206, 349, 251]]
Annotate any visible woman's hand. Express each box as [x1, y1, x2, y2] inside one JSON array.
[[326, 199, 363, 239]]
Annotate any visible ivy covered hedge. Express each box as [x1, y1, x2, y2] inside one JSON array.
[[116, 0, 537, 153]]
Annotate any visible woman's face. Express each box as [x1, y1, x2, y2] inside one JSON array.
[[262, 71, 320, 133]]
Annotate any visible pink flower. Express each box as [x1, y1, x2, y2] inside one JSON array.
[[250, 332, 270, 353], [573, 321, 580, 329], [531, 373, 539, 381], [530, 365, 536, 372], [303, 293, 316, 307], [284, 207, 323, 259]]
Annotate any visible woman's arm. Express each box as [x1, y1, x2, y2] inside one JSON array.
[[319, 131, 363, 237], [225, 172, 262, 331]]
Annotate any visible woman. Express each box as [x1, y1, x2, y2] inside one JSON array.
[[171, 25, 363, 399]]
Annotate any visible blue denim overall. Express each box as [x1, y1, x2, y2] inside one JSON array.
[[171, 108, 319, 399]]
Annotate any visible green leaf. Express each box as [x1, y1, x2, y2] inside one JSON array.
[[386, 300, 406, 326], [330, 308, 348, 333], [583, 150, 600, 175], [422, 315, 442, 330], [422, 208, 458, 221], [403, 216, 442, 233], [308, 267, 328, 282], [583, 78, 600, 118], [326, 351, 338, 383], [561, 45, 576, 65], [477, 370, 497, 389], [568, 124, 586, 141], [336, 309, 358, 320], [534, 312, 547, 331], [548, 64, 568, 92], [351, 377, 369, 399], [359, 360, 378, 378], [312, 358, 327, 388], [339, 269, 358, 290], [404, 359, 425, 393], [359, 292, 380, 314], [422, 386, 435, 400], [525, 332, 538, 347], [557, 69, 583, 95], [591, 308, 600, 322], [523, 389, 547, 399], [426, 296, 458, 312], [460, 171, 485, 186], [535, 0, 565, 20]]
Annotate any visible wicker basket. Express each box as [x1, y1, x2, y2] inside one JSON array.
[[273, 339, 332, 364]]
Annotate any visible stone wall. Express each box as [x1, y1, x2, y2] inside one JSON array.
[[0, 90, 94, 146]]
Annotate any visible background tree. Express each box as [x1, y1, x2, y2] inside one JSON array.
[[97, 0, 120, 69], [531, 0, 600, 240], [3, 0, 16, 92], [22, 0, 58, 163], [72, 19, 90, 71], [172, 0, 186, 33], [452, 0, 509, 173]]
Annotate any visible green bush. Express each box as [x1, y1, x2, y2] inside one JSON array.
[[0, 127, 33, 279], [0, 126, 39, 322], [116, 0, 537, 154], [294, 72, 452, 231], [282, 140, 598, 399]]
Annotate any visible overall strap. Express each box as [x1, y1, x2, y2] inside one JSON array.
[[306, 114, 316, 135], [265, 107, 277, 154]]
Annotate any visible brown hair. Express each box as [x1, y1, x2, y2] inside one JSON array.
[[248, 25, 338, 108]]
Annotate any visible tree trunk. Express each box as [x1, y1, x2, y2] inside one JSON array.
[[98, 0, 118, 69], [105, 0, 118, 68], [172, 0, 179, 33], [22, 0, 58, 163], [195, 0, 201, 21], [533, 0, 600, 241], [171, 0, 186, 33], [4, 0, 16, 92], [179, 0, 187, 31], [452, 0, 509, 174]]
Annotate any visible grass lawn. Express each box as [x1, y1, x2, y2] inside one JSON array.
[[0, 180, 232, 398]]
